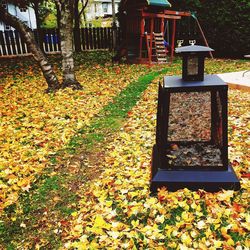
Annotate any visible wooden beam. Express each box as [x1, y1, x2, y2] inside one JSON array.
[[164, 10, 191, 17], [141, 12, 181, 19]]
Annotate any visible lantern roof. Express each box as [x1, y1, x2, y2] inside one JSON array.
[[175, 45, 214, 53], [147, 0, 171, 7]]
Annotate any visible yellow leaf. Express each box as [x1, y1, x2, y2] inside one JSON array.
[[197, 220, 206, 229], [181, 211, 190, 222], [221, 227, 231, 240], [166, 154, 177, 159], [213, 240, 223, 248], [71, 241, 89, 250], [227, 238, 235, 246], [71, 211, 78, 217], [155, 215, 165, 224], [217, 190, 234, 202], [181, 232, 192, 246], [105, 200, 113, 207], [107, 231, 120, 239], [87, 215, 111, 235], [73, 224, 83, 234], [4, 192, 18, 207], [131, 220, 139, 228]]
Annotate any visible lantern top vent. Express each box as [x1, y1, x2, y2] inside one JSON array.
[[175, 45, 214, 53]]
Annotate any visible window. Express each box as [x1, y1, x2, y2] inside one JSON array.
[[102, 3, 108, 13], [20, 7, 27, 12], [5, 25, 11, 31]]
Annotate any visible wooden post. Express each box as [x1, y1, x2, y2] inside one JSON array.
[[171, 19, 176, 62], [139, 17, 145, 61], [149, 17, 154, 64], [81, 28, 85, 50], [161, 18, 164, 34]]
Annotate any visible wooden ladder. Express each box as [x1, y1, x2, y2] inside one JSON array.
[[153, 33, 167, 63]]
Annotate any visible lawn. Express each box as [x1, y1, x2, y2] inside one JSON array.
[[0, 52, 249, 249]]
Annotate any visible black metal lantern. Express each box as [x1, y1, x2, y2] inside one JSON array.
[[150, 75, 241, 192], [175, 45, 214, 81]]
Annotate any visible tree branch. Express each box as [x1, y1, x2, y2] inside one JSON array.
[[54, 0, 62, 12], [79, 0, 88, 17]]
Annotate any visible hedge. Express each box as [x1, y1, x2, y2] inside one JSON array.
[[171, 0, 250, 58]]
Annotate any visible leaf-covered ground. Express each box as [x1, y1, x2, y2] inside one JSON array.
[[0, 52, 165, 212], [0, 53, 249, 248], [63, 80, 249, 250]]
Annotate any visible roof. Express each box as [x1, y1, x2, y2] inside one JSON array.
[[175, 45, 214, 53], [147, 0, 171, 7], [119, 0, 171, 11]]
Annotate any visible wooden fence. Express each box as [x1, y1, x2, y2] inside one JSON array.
[[0, 27, 121, 56]]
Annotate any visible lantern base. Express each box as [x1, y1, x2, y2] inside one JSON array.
[[150, 145, 241, 192]]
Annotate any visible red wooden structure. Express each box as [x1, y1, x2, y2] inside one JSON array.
[[118, 0, 192, 64]]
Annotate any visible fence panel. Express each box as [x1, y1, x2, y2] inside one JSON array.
[[0, 31, 7, 55], [81, 28, 86, 50], [14, 30, 24, 54], [42, 29, 60, 53], [0, 27, 120, 56]]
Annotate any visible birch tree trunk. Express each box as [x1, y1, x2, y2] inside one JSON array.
[[59, 0, 82, 89], [0, 7, 60, 92]]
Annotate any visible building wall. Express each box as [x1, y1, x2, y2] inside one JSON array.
[[85, 0, 120, 23], [0, 3, 37, 31]]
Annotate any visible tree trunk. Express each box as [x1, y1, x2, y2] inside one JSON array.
[[56, 4, 61, 30], [0, 7, 60, 92], [59, 0, 81, 89]]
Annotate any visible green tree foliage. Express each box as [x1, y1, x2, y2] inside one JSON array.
[[172, 0, 250, 57]]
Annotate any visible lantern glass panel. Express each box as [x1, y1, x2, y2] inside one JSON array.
[[187, 56, 199, 76], [168, 92, 211, 141], [165, 91, 224, 168]]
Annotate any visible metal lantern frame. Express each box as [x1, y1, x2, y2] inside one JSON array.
[[150, 70, 241, 192]]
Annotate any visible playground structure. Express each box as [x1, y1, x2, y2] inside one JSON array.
[[117, 0, 211, 64]]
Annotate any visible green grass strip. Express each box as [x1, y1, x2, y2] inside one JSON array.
[[67, 68, 169, 151]]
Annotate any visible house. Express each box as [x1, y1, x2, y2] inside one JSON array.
[[0, 1, 37, 31], [85, 0, 120, 26]]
